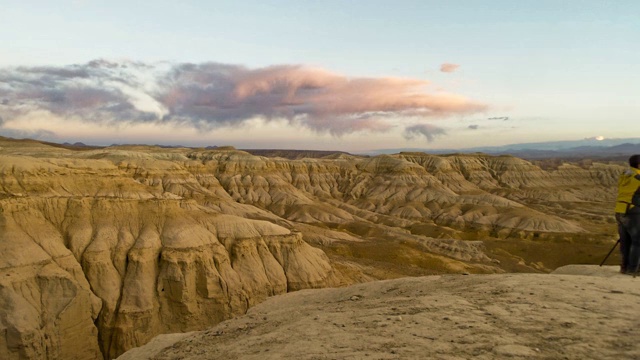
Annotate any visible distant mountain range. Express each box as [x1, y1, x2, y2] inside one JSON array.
[[365, 138, 640, 160], [4, 135, 640, 161]]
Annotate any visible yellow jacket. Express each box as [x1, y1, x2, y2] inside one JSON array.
[[616, 167, 640, 214]]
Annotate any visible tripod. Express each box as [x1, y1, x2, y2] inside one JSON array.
[[599, 239, 620, 267]]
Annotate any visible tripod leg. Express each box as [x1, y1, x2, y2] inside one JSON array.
[[599, 239, 620, 267]]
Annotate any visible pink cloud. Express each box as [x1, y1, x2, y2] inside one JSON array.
[[1, 60, 487, 136], [440, 63, 460, 73], [163, 64, 487, 134]]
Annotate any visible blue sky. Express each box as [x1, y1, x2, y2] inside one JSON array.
[[0, 0, 638, 151]]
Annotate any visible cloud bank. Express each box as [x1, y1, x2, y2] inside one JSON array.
[[0, 60, 487, 137]]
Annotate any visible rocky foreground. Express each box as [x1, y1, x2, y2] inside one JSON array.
[[119, 265, 640, 360]]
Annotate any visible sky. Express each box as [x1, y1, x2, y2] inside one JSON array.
[[0, 0, 638, 152]]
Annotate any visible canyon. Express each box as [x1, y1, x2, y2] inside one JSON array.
[[0, 136, 623, 359]]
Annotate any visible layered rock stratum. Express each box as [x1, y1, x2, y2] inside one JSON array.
[[118, 266, 640, 360], [0, 136, 623, 359]]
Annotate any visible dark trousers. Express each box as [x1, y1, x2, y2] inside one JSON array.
[[617, 212, 640, 273]]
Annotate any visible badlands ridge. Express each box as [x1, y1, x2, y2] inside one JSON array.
[[0, 136, 624, 359]]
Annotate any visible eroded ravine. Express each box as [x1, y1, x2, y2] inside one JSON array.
[[0, 137, 621, 359]]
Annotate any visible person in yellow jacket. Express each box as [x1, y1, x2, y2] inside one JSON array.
[[615, 154, 640, 274]]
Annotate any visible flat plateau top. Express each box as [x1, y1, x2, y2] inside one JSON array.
[[120, 266, 640, 360]]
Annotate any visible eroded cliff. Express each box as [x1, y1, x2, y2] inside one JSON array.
[[0, 140, 338, 359]]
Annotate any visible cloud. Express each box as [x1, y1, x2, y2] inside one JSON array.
[[0, 60, 487, 136], [0, 60, 164, 125], [440, 63, 460, 73], [585, 136, 605, 141], [403, 124, 447, 142], [0, 123, 57, 140], [468, 124, 479, 130]]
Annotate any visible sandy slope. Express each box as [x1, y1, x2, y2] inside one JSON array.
[[118, 265, 640, 360]]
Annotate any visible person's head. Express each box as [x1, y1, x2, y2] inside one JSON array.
[[630, 154, 640, 169]]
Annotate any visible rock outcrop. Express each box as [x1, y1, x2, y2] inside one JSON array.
[[117, 266, 640, 360]]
